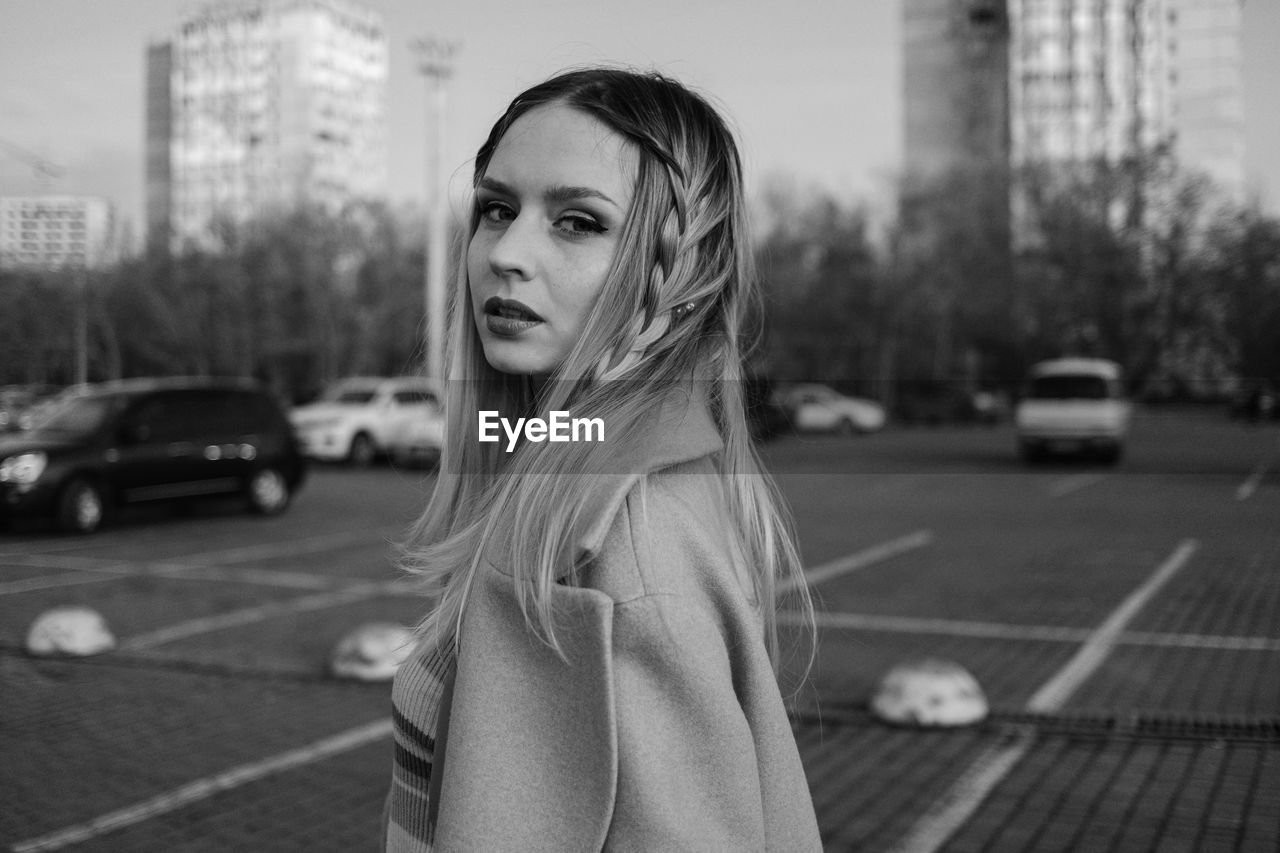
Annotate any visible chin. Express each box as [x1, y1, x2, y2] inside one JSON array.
[[480, 338, 556, 376]]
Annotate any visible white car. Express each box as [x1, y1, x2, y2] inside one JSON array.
[[1015, 358, 1131, 464], [778, 384, 886, 435], [290, 377, 441, 466], [384, 409, 446, 468]]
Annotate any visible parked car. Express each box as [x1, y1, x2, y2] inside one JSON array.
[[290, 376, 442, 466], [0, 384, 62, 432], [1015, 358, 1132, 464], [0, 377, 306, 533], [894, 380, 1006, 426], [1228, 380, 1278, 422], [384, 401, 446, 468], [776, 384, 886, 435]]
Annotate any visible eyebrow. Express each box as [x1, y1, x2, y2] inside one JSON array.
[[477, 177, 621, 209]]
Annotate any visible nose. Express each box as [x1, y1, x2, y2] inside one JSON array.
[[486, 212, 536, 281]]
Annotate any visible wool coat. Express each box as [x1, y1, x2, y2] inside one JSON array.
[[397, 390, 822, 852]]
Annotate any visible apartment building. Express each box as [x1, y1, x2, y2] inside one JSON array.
[[904, 0, 1011, 185], [0, 196, 117, 271], [1009, 0, 1176, 171], [147, 0, 389, 252], [1172, 0, 1245, 196], [905, 0, 1244, 196]]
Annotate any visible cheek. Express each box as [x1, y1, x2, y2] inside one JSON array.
[[466, 236, 488, 283], [570, 260, 613, 320]]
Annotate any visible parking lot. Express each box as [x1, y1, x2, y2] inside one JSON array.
[[2, 408, 1278, 852]]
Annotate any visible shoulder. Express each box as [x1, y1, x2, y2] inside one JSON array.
[[578, 456, 760, 623]]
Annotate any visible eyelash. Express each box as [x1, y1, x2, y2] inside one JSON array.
[[477, 201, 607, 239]]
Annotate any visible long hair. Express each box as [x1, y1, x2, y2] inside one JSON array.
[[402, 67, 814, 674]]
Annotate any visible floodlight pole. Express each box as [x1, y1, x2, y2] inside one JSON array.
[[412, 37, 459, 384], [74, 266, 88, 385]]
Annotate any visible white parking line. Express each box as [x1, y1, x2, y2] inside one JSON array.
[[781, 611, 1093, 643], [0, 526, 404, 597], [1047, 473, 1106, 498], [159, 525, 403, 569], [9, 718, 393, 853], [1026, 539, 1198, 711], [887, 728, 1036, 853], [150, 565, 343, 590], [0, 555, 138, 596], [0, 572, 128, 596], [779, 530, 933, 594], [0, 538, 115, 558], [1236, 458, 1269, 501], [887, 538, 1198, 853], [0, 553, 133, 572], [119, 579, 416, 651], [780, 601, 1280, 652]]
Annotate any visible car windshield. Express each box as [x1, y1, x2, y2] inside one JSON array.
[[324, 389, 378, 405], [1028, 375, 1110, 400], [30, 395, 117, 434]]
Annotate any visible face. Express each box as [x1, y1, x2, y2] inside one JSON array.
[[468, 102, 638, 376]]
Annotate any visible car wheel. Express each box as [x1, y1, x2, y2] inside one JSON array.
[[1097, 445, 1123, 466], [838, 418, 858, 437], [348, 433, 377, 467], [1019, 442, 1045, 465], [57, 479, 106, 534], [246, 467, 291, 515]]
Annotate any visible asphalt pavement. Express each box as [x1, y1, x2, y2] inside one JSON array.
[[2, 407, 1277, 852]]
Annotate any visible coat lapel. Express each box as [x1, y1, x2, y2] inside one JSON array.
[[434, 567, 618, 852]]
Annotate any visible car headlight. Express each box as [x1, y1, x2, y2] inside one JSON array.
[[0, 451, 47, 484]]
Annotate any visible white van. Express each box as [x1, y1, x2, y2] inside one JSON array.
[[1015, 358, 1131, 464]]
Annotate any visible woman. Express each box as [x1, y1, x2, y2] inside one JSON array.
[[386, 67, 820, 852]]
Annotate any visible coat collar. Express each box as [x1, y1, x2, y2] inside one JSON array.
[[574, 384, 723, 560], [481, 384, 724, 575]]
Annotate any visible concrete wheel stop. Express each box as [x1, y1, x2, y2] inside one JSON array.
[[870, 658, 989, 727], [330, 622, 416, 681], [26, 606, 117, 657]]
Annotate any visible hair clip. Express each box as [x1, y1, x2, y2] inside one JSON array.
[[672, 301, 697, 319]]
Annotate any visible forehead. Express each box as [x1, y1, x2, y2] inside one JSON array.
[[485, 102, 638, 196]]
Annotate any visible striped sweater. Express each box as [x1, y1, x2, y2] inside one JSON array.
[[385, 638, 455, 853]]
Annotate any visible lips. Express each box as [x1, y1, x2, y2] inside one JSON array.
[[484, 297, 543, 322], [482, 296, 544, 338]]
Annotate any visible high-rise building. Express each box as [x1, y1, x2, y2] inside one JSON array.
[[0, 196, 118, 271], [1009, 0, 1176, 172], [903, 0, 1011, 186], [1172, 0, 1245, 196], [905, 0, 1244, 198], [145, 42, 173, 254], [901, 0, 1013, 257], [146, 0, 389, 253]]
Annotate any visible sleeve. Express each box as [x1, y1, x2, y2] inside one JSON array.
[[604, 593, 768, 852]]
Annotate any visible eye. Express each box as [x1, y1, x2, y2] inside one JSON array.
[[555, 213, 607, 237], [479, 200, 515, 225]]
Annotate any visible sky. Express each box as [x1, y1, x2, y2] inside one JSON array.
[[2, 0, 1278, 245]]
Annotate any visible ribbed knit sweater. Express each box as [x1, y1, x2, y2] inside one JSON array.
[[385, 638, 454, 853]]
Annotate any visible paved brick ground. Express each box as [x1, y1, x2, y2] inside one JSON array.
[[799, 707, 1280, 853], [944, 733, 1280, 853], [0, 653, 391, 850], [6, 650, 1278, 852]]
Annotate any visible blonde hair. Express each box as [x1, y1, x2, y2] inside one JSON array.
[[402, 68, 814, 673]]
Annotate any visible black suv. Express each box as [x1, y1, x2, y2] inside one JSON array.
[[0, 377, 306, 533]]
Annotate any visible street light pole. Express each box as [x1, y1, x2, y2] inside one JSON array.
[[411, 37, 459, 385], [74, 266, 88, 385]]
